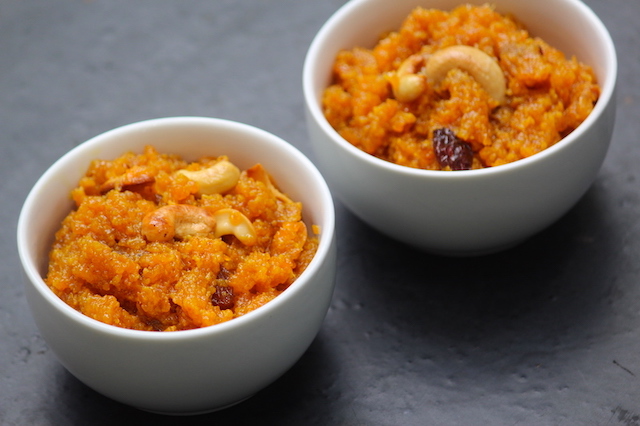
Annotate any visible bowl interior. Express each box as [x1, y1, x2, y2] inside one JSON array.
[[304, 0, 617, 163], [17, 116, 335, 335]]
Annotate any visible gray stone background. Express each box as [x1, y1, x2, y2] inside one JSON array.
[[1, 0, 639, 424]]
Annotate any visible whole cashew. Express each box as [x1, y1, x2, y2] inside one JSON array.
[[425, 45, 506, 104], [141, 204, 257, 245], [246, 164, 293, 204], [177, 159, 240, 195], [142, 204, 216, 242], [391, 45, 506, 104], [213, 208, 257, 246], [100, 166, 155, 193], [391, 53, 428, 103]]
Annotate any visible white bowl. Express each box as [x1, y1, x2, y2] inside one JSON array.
[[303, 0, 617, 255], [17, 117, 337, 414]]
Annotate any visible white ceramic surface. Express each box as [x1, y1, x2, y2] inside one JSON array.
[[303, 0, 617, 255], [17, 117, 337, 414]]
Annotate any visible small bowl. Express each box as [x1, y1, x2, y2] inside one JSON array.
[[303, 0, 617, 255], [17, 117, 337, 414]]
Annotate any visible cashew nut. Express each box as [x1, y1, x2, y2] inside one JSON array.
[[100, 166, 155, 193], [390, 45, 506, 104], [246, 164, 293, 204], [425, 45, 506, 104], [142, 204, 216, 242], [213, 208, 257, 246], [141, 204, 257, 245], [177, 159, 240, 195], [391, 53, 429, 103]]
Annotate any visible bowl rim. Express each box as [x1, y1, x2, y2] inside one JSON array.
[[16, 116, 336, 341], [302, 0, 618, 180]]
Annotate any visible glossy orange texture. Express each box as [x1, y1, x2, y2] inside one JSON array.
[[322, 4, 599, 169], [45, 146, 318, 331]]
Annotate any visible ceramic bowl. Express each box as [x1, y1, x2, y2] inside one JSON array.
[[303, 0, 617, 255], [17, 117, 337, 414]]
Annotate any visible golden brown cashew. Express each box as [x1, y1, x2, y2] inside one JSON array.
[[391, 53, 429, 103], [425, 45, 506, 104], [177, 159, 240, 195], [246, 164, 294, 204], [100, 166, 155, 193], [390, 46, 506, 104], [142, 204, 216, 242], [213, 208, 257, 246], [141, 205, 257, 245]]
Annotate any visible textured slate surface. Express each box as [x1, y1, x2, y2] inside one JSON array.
[[1, 0, 638, 424]]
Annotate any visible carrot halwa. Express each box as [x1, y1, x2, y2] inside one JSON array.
[[45, 145, 319, 331], [322, 4, 600, 170]]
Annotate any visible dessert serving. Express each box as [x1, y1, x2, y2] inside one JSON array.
[[45, 145, 319, 331], [19, 117, 337, 412], [322, 4, 600, 170], [304, 0, 616, 253]]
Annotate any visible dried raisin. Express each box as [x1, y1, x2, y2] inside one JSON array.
[[211, 285, 235, 310], [432, 128, 473, 171]]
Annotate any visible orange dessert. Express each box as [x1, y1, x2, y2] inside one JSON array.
[[322, 4, 599, 170], [45, 145, 318, 331]]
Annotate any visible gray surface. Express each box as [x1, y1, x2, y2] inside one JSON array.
[[1, 0, 639, 425]]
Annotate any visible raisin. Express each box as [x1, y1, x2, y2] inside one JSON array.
[[211, 285, 235, 310], [217, 266, 231, 280], [432, 128, 473, 171]]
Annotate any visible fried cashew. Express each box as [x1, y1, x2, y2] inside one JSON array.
[[391, 45, 506, 104], [213, 208, 257, 246], [100, 166, 155, 193], [177, 159, 240, 195], [141, 204, 257, 245], [390, 53, 429, 103], [426, 45, 506, 104], [142, 204, 216, 242], [246, 164, 294, 204]]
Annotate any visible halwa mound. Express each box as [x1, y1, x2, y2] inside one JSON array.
[[45, 145, 319, 331], [322, 4, 600, 170]]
